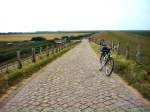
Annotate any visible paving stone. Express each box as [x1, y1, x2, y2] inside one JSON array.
[[82, 107, 95, 112], [0, 39, 149, 112]]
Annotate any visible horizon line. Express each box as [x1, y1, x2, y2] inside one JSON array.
[[0, 30, 150, 33]]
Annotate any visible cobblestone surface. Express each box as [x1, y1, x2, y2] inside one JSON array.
[[0, 39, 150, 112]]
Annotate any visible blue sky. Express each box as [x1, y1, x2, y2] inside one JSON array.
[[0, 0, 150, 32]]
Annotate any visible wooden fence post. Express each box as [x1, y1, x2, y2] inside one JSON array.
[[54, 47, 56, 53], [111, 40, 114, 51], [52, 46, 55, 54], [117, 41, 120, 55], [46, 46, 49, 56], [125, 44, 129, 60], [59, 44, 61, 49], [56, 46, 58, 53], [58, 45, 60, 52], [111, 40, 114, 50], [32, 48, 36, 63], [60, 44, 62, 51], [62, 44, 64, 50], [64, 44, 66, 48], [58, 46, 60, 52], [39, 47, 42, 59], [17, 50, 22, 69], [136, 45, 141, 64], [60, 44, 62, 50]]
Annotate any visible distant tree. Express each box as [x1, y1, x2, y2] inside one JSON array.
[[31, 37, 46, 41], [62, 36, 71, 42]]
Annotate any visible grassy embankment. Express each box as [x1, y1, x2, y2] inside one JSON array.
[[90, 31, 150, 100], [0, 42, 79, 96]]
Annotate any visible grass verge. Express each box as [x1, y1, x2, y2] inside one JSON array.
[[90, 42, 150, 100], [0, 42, 78, 97]]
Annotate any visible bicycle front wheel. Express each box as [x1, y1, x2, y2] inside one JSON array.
[[105, 58, 114, 76], [99, 55, 105, 71]]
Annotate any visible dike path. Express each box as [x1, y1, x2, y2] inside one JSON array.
[[0, 39, 149, 112]]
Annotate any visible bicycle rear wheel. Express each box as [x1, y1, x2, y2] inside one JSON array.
[[105, 58, 114, 76]]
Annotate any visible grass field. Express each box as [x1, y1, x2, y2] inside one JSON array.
[[90, 31, 150, 100], [0, 32, 88, 42], [94, 31, 150, 72]]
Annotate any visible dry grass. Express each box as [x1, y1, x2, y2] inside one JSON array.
[[0, 33, 88, 42]]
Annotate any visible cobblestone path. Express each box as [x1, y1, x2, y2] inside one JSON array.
[[0, 39, 149, 112]]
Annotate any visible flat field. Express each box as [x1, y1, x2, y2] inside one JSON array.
[[0, 32, 88, 42]]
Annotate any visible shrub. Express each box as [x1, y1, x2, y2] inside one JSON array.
[[7, 70, 24, 86], [31, 37, 47, 41]]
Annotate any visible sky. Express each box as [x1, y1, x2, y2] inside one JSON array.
[[0, 0, 150, 32]]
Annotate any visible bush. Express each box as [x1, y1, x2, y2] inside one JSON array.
[[7, 70, 24, 86], [31, 37, 47, 41]]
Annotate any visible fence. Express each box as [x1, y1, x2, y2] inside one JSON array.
[[110, 40, 141, 64], [89, 38, 142, 65], [0, 41, 79, 74]]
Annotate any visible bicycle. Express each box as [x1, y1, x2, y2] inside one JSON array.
[[99, 49, 114, 76]]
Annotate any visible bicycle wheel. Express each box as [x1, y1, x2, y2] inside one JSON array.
[[99, 55, 105, 71], [105, 58, 114, 76]]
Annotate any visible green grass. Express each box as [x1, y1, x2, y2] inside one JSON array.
[[90, 40, 150, 100], [0, 42, 78, 96], [125, 30, 150, 37], [0, 41, 53, 64], [0, 33, 93, 64], [94, 31, 150, 73], [0, 40, 49, 60]]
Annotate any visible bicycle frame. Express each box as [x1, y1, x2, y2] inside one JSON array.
[[99, 51, 113, 72]]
